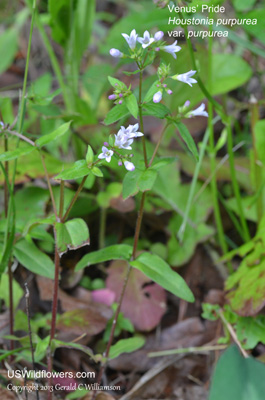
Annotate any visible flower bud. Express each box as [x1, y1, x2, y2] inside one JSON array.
[[103, 142, 109, 147], [153, 91, 162, 103], [118, 160, 123, 166], [118, 100, 123, 105], [110, 48, 123, 58], [124, 161, 135, 171], [108, 94, 116, 100], [119, 93, 123, 98], [154, 31, 164, 41], [184, 100, 191, 108], [167, 89, 173, 95]]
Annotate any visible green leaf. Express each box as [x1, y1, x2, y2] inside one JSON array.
[[143, 80, 160, 103], [55, 160, 90, 180], [36, 121, 71, 148], [232, 0, 256, 12], [174, 121, 199, 161], [137, 169, 158, 192], [0, 146, 35, 162], [209, 345, 265, 400], [130, 252, 194, 302], [14, 239, 54, 279], [122, 169, 143, 199], [124, 94, 138, 119], [91, 166, 103, 177], [108, 76, 127, 90], [0, 274, 23, 309], [34, 336, 50, 362], [52, 339, 100, 363], [75, 244, 133, 271], [142, 102, 170, 119], [211, 54, 252, 95], [86, 145, 94, 164], [122, 168, 158, 200], [0, 28, 18, 75], [104, 103, 129, 125], [254, 120, 265, 165], [55, 219, 90, 256], [109, 336, 145, 359], [243, 9, 265, 46]]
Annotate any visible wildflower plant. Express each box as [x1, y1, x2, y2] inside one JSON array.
[[0, 14, 208, 399]]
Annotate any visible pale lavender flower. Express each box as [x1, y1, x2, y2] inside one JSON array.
[[98, 146, 114, 162], [125, 123, 144, 138], [124, 161, 135, 171], [173, 70, 197, 87], [153, 91, 163, 103], [114, 129, 134, 150], [137, 31, 155, 49], [154, 31, 164, 41], [110, 48, 123, 58], [188, 103, 208, 118], [122, 29, 138, 50], [162, 40, 181, 59]]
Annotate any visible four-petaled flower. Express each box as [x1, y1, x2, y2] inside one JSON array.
[[187, 103, 208, 118], [114, 129, 134, 150], [138, 31, 155, 49], [98, 146, 114, 162], [161, 40, 181, 59], [173, 70, 197, 87], [122, 29, 138, 50]]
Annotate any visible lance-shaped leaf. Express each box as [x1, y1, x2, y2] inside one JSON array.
[[75, 244, 133, 271], [14, 239, 54, 279], [55, 219, 90, 256], [109, 336, 145, 359], [55, 160, 90, 180], [0, 145, 35, 162], [36, 121, 71, 148], [174, 121, 199, 162], [130, 252, 194, 302]]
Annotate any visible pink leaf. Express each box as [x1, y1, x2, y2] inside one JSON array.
[[106, 260, 167, 331], [91, 288, 116, 306]]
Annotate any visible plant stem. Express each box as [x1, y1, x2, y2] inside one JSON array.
[[226, 123, 250, 242], [92, 193, 146, 400], [59, 180, 65, 220], [99, 208, 107, 249], [148, 123, 169, 167], [62, 175, 88, 222], [207, 10, 228, 256], [6, 128, 35, 146], [25, 283, 39, 400], [34, 14, 71, 111], [219, 311, 248, 358], [39, 152, 58, 219], [250, 99, 262, 221], [139, 70, 148, 168], [47, 244, 60, 400]]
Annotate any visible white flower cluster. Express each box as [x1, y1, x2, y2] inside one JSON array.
[[98, 124, 143, 171], [110, 29, 181, 60]]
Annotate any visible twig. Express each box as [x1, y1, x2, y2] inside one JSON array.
[[219, 311, 248, 358]]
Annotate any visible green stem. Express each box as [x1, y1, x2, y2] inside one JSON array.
[[139, 70, 148, 167], [62, 175, 88, 222], [99, 208, 107, 249], [35, 13, 71, 111], [250, 100, 262, 221], [148, 123, 169, 167], [226, 122, 250, 241], [59, 180, 65, 220]]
